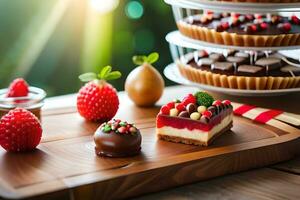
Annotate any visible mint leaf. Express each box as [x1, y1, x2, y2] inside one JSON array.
[[133, 55, 147, 65], [105, 71, 122, 80], [78, 72, 97, 82], [99, 66, 112, 79], [147, 52, 159, 64]]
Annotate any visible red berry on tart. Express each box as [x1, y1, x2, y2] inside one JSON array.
[[156, 92, 233, 146], [77, 66, 121, 122]]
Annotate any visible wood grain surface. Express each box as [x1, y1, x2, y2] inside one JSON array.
[[134, 168, 300, 200], [0, 86, 299, 200]]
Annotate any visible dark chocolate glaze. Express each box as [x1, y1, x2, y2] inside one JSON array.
[[185, 14, 300, 35], [94, 128, 142, 157], [187, 50, 300, 77]]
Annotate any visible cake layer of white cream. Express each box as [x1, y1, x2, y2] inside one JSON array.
[[157, 114, 233, 142]]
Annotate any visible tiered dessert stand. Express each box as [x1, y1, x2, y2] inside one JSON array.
[[163, 0, 300, 96]]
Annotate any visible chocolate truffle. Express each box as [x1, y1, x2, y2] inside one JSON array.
[[94, 119, 142, 157]]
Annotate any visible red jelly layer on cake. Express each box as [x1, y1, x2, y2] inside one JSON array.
[[156, 108, 232, 132]]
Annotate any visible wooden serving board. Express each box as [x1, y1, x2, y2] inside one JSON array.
[[0, 105, 299, 200]]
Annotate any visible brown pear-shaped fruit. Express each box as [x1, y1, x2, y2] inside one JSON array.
[[125, 63, 164, 107]]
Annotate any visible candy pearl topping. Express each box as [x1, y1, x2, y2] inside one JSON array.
[[170, 108, 179, 117], [197, 105, 207, 114], [190, 112, 201, 120]]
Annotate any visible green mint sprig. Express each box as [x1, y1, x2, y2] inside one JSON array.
[[79, 66, 122, 82], [132, 52, 159, 65]]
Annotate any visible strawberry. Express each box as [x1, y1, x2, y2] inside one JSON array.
[[6, 78, 29, 97], [0, 108, 42, 152], [77, 66, 121, 122]]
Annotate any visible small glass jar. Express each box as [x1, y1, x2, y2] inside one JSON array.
[[0, 87, 46, 120]]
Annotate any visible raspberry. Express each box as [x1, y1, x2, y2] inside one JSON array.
[[0, 108, 42, 152], [175, 103, 186, 112], [251, 25, 257, 32], [6, 78, 29, 97], [291, 15, 300, 25], [182, 94, 196, 106], [161, 105, 170, 115], [221, 22, 229, 30], [283, 23, 291, 32], [166, 102, 175, 109], [254, 14, 262, 19], [260, 22, 268, 30], [231, 13, 240, 18]]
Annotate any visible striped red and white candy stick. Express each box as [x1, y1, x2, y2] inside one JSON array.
[[232, 102, 300, 127]]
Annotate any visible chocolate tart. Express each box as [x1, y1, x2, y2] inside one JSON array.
[[177, 50, 300, 90], [156, 92, 233, 146], [94, 119, 142, 157], [177, 13, 300, 47]]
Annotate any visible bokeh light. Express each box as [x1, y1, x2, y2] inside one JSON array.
[[125, 1, 144, 19], [90, 0, 119, 14]]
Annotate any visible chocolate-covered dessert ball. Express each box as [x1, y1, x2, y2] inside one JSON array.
[[94, 119, 142, 157]]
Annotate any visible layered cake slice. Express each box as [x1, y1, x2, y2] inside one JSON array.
[[156, 92, 233, 146]]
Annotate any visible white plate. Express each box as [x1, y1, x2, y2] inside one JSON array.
[[165, 0, 300, 14], [164, 63, 300, 96], [166, 31, 300, 52]]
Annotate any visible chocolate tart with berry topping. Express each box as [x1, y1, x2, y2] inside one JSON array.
[[178, 50, 300, 90], [94, 119, 142, 157], [156, 92, 233, 146], [177, 12, 300, 47]]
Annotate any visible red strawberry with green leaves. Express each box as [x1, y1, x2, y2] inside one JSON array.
[[77, 66, 121, 122], [6, 78, 29, 97], [0, 108, 42, 152]]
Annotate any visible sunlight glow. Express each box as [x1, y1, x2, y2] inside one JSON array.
[[90, 0, 119, 14]]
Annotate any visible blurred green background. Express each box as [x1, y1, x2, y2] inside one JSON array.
[[0, 0, 175, 96]]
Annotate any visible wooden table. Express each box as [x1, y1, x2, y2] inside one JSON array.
[[41, 85, 300, 200]]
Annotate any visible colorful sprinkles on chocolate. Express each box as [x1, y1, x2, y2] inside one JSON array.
[[100, 119, 138, 135]]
